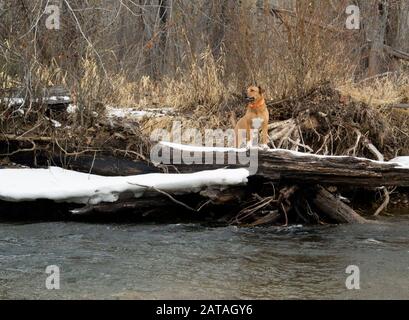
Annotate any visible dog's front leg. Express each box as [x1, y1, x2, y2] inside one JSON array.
[[260, 121, 269, 149], [261, 121, 268, 145]]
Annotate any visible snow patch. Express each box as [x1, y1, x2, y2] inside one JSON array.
[[45, 96, 71, 102], [389, 156, 409, 168], [66, 105, 173, 119], [0, 167, 249, 204], [1, 97, 25, 107], [67, 104, 78, 113], [106, 107, 173, 120], [50, 119, 62, 128]]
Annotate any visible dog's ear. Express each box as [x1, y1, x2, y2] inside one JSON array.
[[258, 86, 265, 94]]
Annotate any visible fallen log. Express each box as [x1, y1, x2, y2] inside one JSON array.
[[311, 186, 368, 224], [70, 196, 186, 215], [0, 85, 71, 111], [1, 139, 159, 176], [157, 142, 409, 187], [70, 188, 246, 217], [49, 153, 158, 176], [9, 151, 159, 176], [384, 44, 409, 61]]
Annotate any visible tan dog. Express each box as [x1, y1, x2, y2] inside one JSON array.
[[234, 86, 269, 148]]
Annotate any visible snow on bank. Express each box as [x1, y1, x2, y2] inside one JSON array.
[[67, 105, 174, 120], [45, 96, 71, 102], [106, 106, 173, 120], [0, 167, 249, 205], [0, 97, 25, 107], [66, 104, 78, 113]]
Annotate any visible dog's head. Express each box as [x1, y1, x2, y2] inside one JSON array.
[[244, 85, 264, 103]]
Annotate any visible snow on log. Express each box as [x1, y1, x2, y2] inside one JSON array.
[[157, 142, 409, 187], [389, 156, 409, 168], [0, 166, 249, 204]]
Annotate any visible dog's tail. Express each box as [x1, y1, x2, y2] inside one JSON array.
[[229, 111, 237, 129]]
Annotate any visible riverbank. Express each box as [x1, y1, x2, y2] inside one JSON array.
[[1, 84, 409, 225]]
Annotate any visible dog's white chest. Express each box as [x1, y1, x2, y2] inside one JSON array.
[[251, 117, 264, 129]]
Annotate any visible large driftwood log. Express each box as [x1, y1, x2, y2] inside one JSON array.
[[312, 186, 368, 224], [10, 152, 159, 176], [70, 187, 246, 216], [46, 154, 159, 176], [158, 143, 409, 187], [70, 197, 179, 215], [2, 140, 159, 175], [0, 85, 71, 111]]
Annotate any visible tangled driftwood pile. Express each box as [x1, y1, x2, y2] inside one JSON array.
[[1, 84, 409, 225]]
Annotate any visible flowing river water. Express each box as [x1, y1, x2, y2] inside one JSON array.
[[0, 214, 408, 299]]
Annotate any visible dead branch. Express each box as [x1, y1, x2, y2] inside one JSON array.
[[384, 45, 409, 61], [374, 188, 390, 216], [128, 182, 197, 212]]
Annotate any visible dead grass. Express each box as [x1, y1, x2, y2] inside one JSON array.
[[337, 73, 409, 107], [162, 47, 231, 110], [1, 3, 409, 163]]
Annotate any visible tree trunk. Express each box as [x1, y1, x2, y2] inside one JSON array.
[[158, 0, 169, 74], [394, 0, 409, 53], [210, 0, 228, 59], [360, 0, 389, 76]]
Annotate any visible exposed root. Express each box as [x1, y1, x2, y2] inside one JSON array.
[[346, 129, 362, 157], [230, 194, 277, 225], [374, 187, 390, 216], [277, 185, 298, 226], [128, 182, 197, 212]]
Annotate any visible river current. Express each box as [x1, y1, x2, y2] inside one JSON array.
[[0, 214, 408, 299]]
